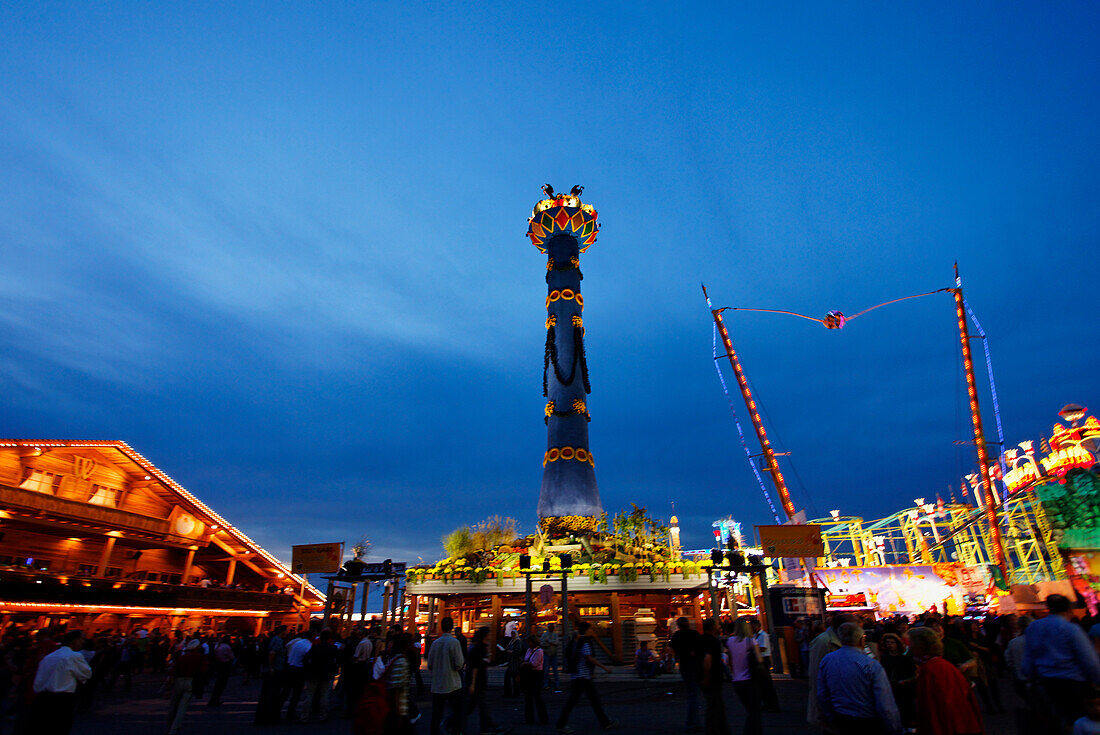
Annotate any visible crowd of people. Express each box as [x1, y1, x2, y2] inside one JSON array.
[[0, 624, 285, 735], [0, 615, 621, 735], [8, 593, 1100, 735], [791, 592, 1100, 735]]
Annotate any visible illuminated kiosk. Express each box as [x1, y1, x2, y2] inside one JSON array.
[[0, 440, 326, 634], [405, 189, 720, 662]]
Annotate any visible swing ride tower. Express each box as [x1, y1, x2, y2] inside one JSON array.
[[528, 187, 603, 520], [951, 263, 1008, 572], [705, 264, 1009, 578]]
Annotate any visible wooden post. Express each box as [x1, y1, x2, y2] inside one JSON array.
[[381, 582, 391, 627], [391, 581, 400, 623], [489, 595, 502, 653], [182, 548, 197, 583], [435, 598, 447, 636], [96, 536, 117, 578], [359, 580, 370, 625], [708, 569, 720, 619], [226, 558, 237, 586], [426, 596, 437, 641], [609, 592, 622, 664], [406, 594, 418, 630], [298, 574, 309, 631], [321, 580, 335, 627], [560, 575, 570, 650], [346, 582, 358, 629], [525, 574, 533, 636]]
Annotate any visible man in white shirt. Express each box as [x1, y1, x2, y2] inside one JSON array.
[[750, 617, 780, 712], [354, 633, 373, 665], [32, 630, 93, 734], [285, 631, 314, 722], [427, 617, 466, 735]]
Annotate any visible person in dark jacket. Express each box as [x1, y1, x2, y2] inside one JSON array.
[[301, 630, 339, 723], [167, 640, 208, 735]]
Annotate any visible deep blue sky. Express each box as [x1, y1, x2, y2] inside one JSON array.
[[1, 3, 1097, 566]]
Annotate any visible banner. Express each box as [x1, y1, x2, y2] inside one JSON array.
[[291, 542, 344, 574], [786, 563, 964, 615], [757, 524, 825, 559]]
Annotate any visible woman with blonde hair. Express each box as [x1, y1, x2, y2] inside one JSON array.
[[910, 626, 984, 735], [725, 617, 763, 735]]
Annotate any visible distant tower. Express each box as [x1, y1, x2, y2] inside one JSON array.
[[528, 186, 602, 520], [669, 515, 681, 557]]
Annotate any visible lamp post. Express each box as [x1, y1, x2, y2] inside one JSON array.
[[519, 554, 572, 643]]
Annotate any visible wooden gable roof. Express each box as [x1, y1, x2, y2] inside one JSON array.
[[0, 440, 324, 604]]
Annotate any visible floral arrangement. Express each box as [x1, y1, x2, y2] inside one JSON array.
[[406, 507, 701, 586]]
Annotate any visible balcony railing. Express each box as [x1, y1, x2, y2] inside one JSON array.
[[0, 484, 171, 536], [0, 569, 296, 612]]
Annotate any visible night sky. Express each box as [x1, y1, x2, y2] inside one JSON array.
[[2, 3, 1097, 569]]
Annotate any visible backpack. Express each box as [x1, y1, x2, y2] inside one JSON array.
[[354, 659, 395, 735]]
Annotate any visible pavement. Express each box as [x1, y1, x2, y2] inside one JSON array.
[[69, 666, 1028, 735]]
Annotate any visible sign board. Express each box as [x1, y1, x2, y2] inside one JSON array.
[[769, 586, 825, 626], [291, 542, 344, 574], [958, 566, 989, 596], [826, 592, 870, 609], [757, 524, 825, 559]]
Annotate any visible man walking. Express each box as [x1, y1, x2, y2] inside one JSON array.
[[464, 627, 505, 735], [669, 617, 702, 732], [207, 635, 234, 706], [427, 616, 465, 735], [699, 618, 728, 735], [555, 620, 616, 734], [750, 618, 779, 712], [255, 625, 288, 725], [807, 612, 856, 726], [301, 630, 338, 722], [816, 622, 902, 735], [284, 629, 314, 722], [31, 629, 92, 735], [1022, 593, 1100, 730], [541, 623, 562, 691], [166, 639, 207, 735]]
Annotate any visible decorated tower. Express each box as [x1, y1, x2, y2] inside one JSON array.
[[528, 186, 603, 521]]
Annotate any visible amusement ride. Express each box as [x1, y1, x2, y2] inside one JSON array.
[[702, 265, 1096, 593]]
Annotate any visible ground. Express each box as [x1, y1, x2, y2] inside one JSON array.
[[71, 666, 1026, 735]]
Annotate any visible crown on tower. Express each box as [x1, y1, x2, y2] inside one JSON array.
[[528, 184, 599, 253]]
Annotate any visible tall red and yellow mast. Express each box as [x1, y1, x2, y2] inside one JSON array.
[[952, 263, 1008, 575]]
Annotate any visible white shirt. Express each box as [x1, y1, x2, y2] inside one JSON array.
[[753, 630, 771, 658], [33, 646, 92, 694], [287, 637, 313, 667], [354, 637, 373, 663]]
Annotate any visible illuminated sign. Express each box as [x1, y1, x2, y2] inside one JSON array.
[[757, 525, 825, 558], [826, 593, 869, 609], [291, 543, 344, 574]]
